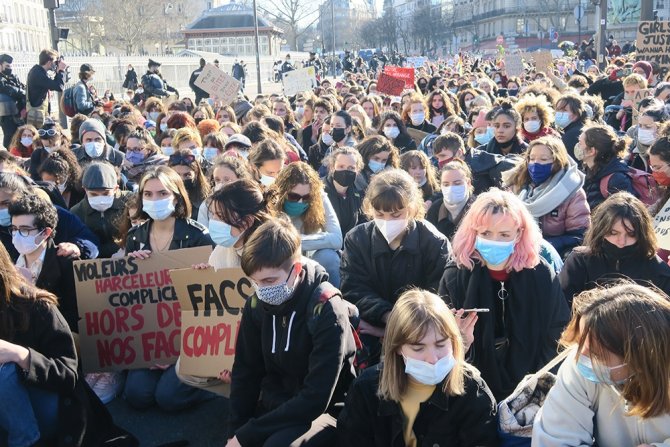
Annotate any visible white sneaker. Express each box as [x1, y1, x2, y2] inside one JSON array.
[[90, 372, 123, 404]]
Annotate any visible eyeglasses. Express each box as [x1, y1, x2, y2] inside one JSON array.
[[169, 153, 196, 166], [10, 226, 42, 237], [287, 192, 312, 202], [126, 146, 146, 153], [38, 129, 58, 138]]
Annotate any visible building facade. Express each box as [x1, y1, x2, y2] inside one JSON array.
[[450, 0, 670, 52], [0, 0, 51, 55], [318, 0, 376, 52], [184, 1, 283, 57]]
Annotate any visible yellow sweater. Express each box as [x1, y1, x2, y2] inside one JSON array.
[[399, 379, 436, 447]]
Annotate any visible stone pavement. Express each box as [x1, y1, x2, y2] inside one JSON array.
[[108, 396, 230, 446]]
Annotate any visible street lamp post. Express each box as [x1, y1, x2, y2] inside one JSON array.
[[331, 0, 336, 78], [252, 0, 262, 94]]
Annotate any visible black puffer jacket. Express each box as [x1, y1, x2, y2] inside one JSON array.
[[463, 148, 520, 195], [559, 247, 670, 305], [560, 120, 586, 160], [426, 196, 474, 240], [229, 260, 356, 446], [125, 218, 213, 253], [583, 157, 635, 209], [338, 364, 498, 447], [438, 259, 569, 399], [340, 220, 450, 327], [482, 136, 528, 156]]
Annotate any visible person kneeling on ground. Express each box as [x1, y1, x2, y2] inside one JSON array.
[[226, 216, 357, 447]]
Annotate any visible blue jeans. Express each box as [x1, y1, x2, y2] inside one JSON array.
[[123, 366, 215, 411], [0, 363, 59, 447], [311, 249, 341, 288]]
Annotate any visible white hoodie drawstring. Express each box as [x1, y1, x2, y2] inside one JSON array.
[[271, 315, 277, 354], [284, 311, 297, 352]]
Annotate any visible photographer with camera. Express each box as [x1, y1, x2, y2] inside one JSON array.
[[0, 54, 25, 148], [26, 49, 66, 128]]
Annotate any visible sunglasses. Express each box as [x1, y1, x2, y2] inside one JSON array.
[[287, 192, 311, 202], [38, 129, 58, 138], [169, 153, 196, 166]]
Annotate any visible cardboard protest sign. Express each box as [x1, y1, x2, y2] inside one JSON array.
[[170, 268, 252, 379], [194, 63, 241, 105], [406, 57, 427, 69], [532, 51, 554, 73], [376, 72, 406, 96], [74, 246, 212, 373], [636, 21, 670, 79], [407, 128, 429, 147], [654, 197, 670, 250], [282, 66, 317, 96], [624, 88, 654, 125], [504, 54, 525, 77], [384, 66, 415, 89]]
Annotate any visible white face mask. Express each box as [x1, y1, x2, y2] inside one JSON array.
[[12, 229, 45, 256], [143, 197, 175, 221], [403, 353, 456, 385], [159, 123, 168, 132], [191, 147, 202, 158], [43, 146, 54, 154], [84, 141, 105, 158], [638, 128, 657, 146], [20, 136, 33, 147], [57, 183, 67, 193], [162, 146, 175, 156], [523, 120, 541, 134], [260, 174, 276, 186], [88, 194, 114, 212], [441, 184, 468, 205], [383, 126, 400, 139], [374, 218, 408, 244], [410, 112, 425, 126], [322, 132, 334, 146]]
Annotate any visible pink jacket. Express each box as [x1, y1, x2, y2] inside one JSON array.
[[540, 188, 591, 236]]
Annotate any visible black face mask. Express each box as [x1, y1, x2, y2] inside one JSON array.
[[602, 239, 637, 260], [332, 169, 356, 187], [331, 128, 347, 143], [183, 178, 196, 190], [2, 67, 11, 76], [194, 117, 203, 125]]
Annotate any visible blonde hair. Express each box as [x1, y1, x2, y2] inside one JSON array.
[[623, 73, 648, 90], [514, 94, 555, 128], [363, 169, 425, 220], [379, 289, 466, 402], [171, 127, 202, 150]]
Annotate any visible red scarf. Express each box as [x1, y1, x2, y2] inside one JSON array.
[[521, 126, 560, 143]]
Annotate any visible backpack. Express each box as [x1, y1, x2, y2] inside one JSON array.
[[599, 167, 659, 206], [60, 84, 77, 117]]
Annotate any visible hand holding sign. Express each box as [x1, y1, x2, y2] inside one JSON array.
[[194, 64, 241, 106], [170, 267, 252, 379]]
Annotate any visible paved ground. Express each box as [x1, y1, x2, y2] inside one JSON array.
[[108, 396, 230, 446]]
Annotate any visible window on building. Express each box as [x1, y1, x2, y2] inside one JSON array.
[[516, 18, 524, 34], [560, 16, 566, 29]]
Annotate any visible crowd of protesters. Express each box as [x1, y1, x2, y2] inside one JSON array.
[[0, 41, 670, 447]]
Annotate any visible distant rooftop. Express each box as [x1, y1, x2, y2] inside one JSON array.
[[186, 1, 277, 30]]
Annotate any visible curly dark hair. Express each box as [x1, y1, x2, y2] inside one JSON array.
[[8, 192, 58, 237], [38, 149, 82, 191]]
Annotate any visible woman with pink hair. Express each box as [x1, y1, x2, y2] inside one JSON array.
[[438, 188, 569, 400]]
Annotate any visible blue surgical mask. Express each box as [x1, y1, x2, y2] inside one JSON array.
[[475, 236, 515, 266], [576, 355, 628, 385], [528, 162, 554, 185], [203, 146, 219, 162], [403, 353, 456, 385], [474, 127, 494, 146], [368, 159, 386, 174], [554, 111, 572, 129], [84, 141, 105, 158], [143, 197, 175, 221], [209, 219, 242, 248], [283, 201, 309, 217], [126, 151, 145, 165], [0, 208, 10, 227], [191, 147, 202, 158]]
